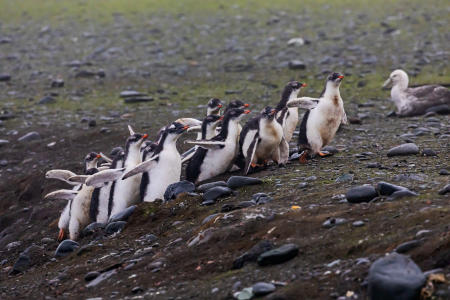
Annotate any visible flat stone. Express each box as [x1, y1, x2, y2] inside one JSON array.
[[164, 180, 195, 201], [109, 206, 136, 223], [203, 186, 233, 201], [86, 269, 117, 288], [233, 240, 274, 269], [438, 184, 450, 195], [55, 240, 79, 257], [352, 220, 365, 227], [105, 221, 127, 235], [252, 282, 276, 296], [82, 222, 106, 236], [346, 185, 377, 203], [415, 230, 432, 238], [124, 97, 154, 103], [38, 96, 56, 105], [422, 149, 437, 156], [257, 243, 299, 266], [0, 139, 9, 147], [85, 271, 100, 282], [18, 131, 41, 142], [227, 176, 262, 189], [323, 218, 347, 228], [387, 143, 419, 157], [439, 169, 449, 175], [335, 173, 354, 183], [197, 181, 227, 193], [368, 253, 425, 300], [120, 90, 146, 98], [395, 240, 421, 253], [51, 78, 64, 88], [0, 74, 11, 81], [376, 182, 407, 196], [388, 190, 418, 200], [251, 193, 273, 204], [201, 213, 221, 225], [288, 60, 306, 70], [233, 287, 254, 300], [321, 146, 339, 154]]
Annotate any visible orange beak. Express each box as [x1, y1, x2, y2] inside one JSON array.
[[183, 125, 189, 130], [270, 109, 276, 115], [301, 83, 307, 87], [218, 104, 223, 108], [96, 154, 102, 158], [244, 103, 249, 108], [338, 75, 344, 79], [219, 116, 224, 120], [244, 110, 251, 114], [143, 134, 149, 139]]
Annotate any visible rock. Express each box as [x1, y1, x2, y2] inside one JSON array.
[[322, 218, 347, 228], [257, 243, 299, 266], [368, 253, 426, 300], [82, 222, 106, 236], [10, 254, 31, 274], [164, 180, 195, 201], [18, 131, 41, 142], [105, 221, 127, 235], [252, 282, 276, 296], [387, 143, 419, 157], [201, 200, 215, 206], [51, 78, 64, 88], [233, 287, 254, 300], [376, 182, 408, 196], [55, 240, 79, 257], [346, 185, 377, 203], [439, 169, 449, 175], [322, 146, 339, 154], [124, 97, 154, 103], [227, 176, 262, 189], [287, 37, 305, 46], [0, 160, 8, 167], [120, 90, 146, 98], [201, 213, 221, 225], [132, 287, 144, 294], [251, 193, 273, 204], [88, 119, 97, 127], [197, 181, 227, 193], [187, 228, 215, 247], [352, 220, 365, 227], [438, 184, 450, 195], [41, 237, 55, 244], [288, 60, 306, 70], [0, 74, 11, 81], [38, 96, 56, 105], [140, 233, 158, 244], [109, 206, 136, 223], [367, 162, 381, 168], [233, 240, 274, 269], [395, 240, 421, 253], [298, 182, 308, 189], [305, 176, 317, 182], [236, 201, 256, 209], [388, 189, 418, 200], [335, 173, 354, 183], [422, 149, 437, 156], [223, 57, 253, 72], [85, 271, 100, 282], [203, 186, 233, 202], [86, 269, 117, 288], [0, 139, 9, 147], [415, 230, 432, 238]]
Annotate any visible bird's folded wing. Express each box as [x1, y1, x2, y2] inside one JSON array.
[[122, 156, 159, 180], [184, 139, 225, 149], [287, 97, 320, 109], [44, 189, 78, 201], [85, 168, 125, 187]]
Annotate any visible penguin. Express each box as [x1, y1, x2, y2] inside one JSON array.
[[224, 100, 249, 113], [296, 72, 348, 163], [122, 121, 189, 202], [185, 108, 250, 183], [86, 127, 148, 217], [238, 106, 284, 174], [206, 98, 224, 116]]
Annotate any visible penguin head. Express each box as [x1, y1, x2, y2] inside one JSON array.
[[204, 115, 223, 127], [225, 100, 250, 113], [207, 98, 223, 115], [167, 122, 189, 135], [126, 133, 149, 151], [280, 81, 307, 104], [327, 72, 344, 87], [226, 108, 251, 121], [110, 146, 124, 157], [261, 106, 277, 120], [84, 152, 101, 172]]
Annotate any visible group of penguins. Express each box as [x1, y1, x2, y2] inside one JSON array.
[[45, 72, 348, 241]]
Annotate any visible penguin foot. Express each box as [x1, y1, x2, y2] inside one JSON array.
[[58, 229, 65, 242], [318, 151, 332, 157], [299, 151, 308, 164], [278, 163, 286, 168]]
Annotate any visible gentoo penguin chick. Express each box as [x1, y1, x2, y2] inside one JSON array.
[[185, 108, 250, 183], [56, 152, 101, 241], [238, 106, 284, 174], [207, 98, 224, 116], [297, 72, 347, 163], [224, 100, 249, 114], [122, 122, 189, 202], [382, 69, 450, 116]]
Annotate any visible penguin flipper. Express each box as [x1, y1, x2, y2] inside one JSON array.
[[67, 175, 88, 184], [98, 166, 111, 171], [244, 137, 260, 175], [185, 140, 226, 149], [175, 117, 202, 127], [44, 189, 78, 201], [181, 151, 195, 163], [85, 168, 126, 187], [186, 125, 202, 133], [287, 97, 320, 109], [122, 156, 159, 180], [45, 169, 78, 183], [99, 152, 113, 163], [181, 147, 196, 160], [341, 110, 349, 125]]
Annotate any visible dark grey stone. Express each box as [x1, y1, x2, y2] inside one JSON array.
[[251, 193, 273, 204], [88, 119, 97, 127], [388, 190, 418, 200], [51, 78, 64, 88], [227, 176, 262, 189], [0, 139, 9, 147], [387, 143, 419, 157], [346, 185, 378, 203], [38, 96, 56, 105], [335, 173, 354, 183], [120, 90, 146, 98], [109, 206, 136, 223], [201, 200, 215, 206], [82, 222, 106, 236], [164, 180, 195, 201], [323, 218, 347, 228], [233, 240, 274, 269], [288, 60, 306, 70], [124, 97, 154, 103], [368, 253, 425, 300], [196, 181, 227, 193], [352, 220, 365, 227], [201, 213, 220, 225], [422, 149, 437, 156], [252, 282, 276, 296], [105, 221, 127, 235], [257, 243, 299, 266], [0, 74, 11, 81], [439, 169, 449, 175], [55, 240, 79, 257], [321, 146, 339, 154], [18, 131, 41, 142], [203, 186, 233, 201], [438, 184, 450, 195], [86, 269, 117, 288], [85, 271, 100, 282], [376, 181, 407, 196], [395, 240, 421, 254]]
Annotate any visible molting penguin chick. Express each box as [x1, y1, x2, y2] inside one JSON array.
[[238, 106, 283, 174], [185, 108, 250, 183], [382, 69, 450, 116], [207, 98, 224, 116], [224, 100, 249, 113], [297, 72, 347, 163], [122, 122, 189, 202]]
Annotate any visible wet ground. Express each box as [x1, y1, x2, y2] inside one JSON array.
[[0, 0, 449, 299]]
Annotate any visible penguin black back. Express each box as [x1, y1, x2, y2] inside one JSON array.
[[186, 147, 208, 183], [297, 110, 311, 151]]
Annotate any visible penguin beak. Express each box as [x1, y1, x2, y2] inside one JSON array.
[[244, 110, 251, 114], [244, 103, 249, 108], [143, 134, 149, 139], [338, 75, 344, 79], [183, 125, 189, 130], [270, 109, 276, 115], [301, 83, 307, 87], [96, 154, 102, 159], [218, 104, 223, 108], [219, 116, 224, 120]]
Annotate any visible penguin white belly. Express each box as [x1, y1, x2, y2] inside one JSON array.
[[256, 123, 283, 161], [69, 185, 94, 240], [96, 182, 112, 223], [111, 174, 142, 215], [198, 144, 236, 182], [307, 102, 343, 153], [58, 201, 71, 230], [145, 149, 181, 202], [283, 107, 299, 142]]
